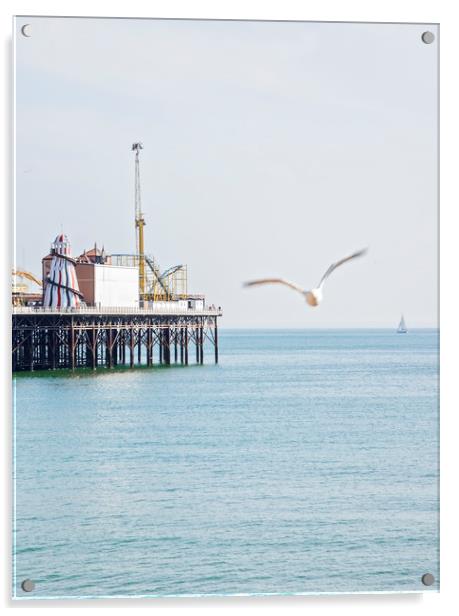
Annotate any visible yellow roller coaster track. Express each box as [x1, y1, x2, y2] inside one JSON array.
[[12, 269, 43, 288]]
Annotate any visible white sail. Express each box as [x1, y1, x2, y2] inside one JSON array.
[[397, 314, 407, 333]]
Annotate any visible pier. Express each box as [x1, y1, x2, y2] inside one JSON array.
[[12, 306, 222, 372], [13, 145, 223, 373]]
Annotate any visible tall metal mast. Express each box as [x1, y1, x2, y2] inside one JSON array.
[[132, 142, 145, 299]]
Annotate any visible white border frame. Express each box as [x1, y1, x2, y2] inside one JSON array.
[[2, 1, 457, 614]]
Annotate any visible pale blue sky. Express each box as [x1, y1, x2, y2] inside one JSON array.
[[15, 17, 438, 327]]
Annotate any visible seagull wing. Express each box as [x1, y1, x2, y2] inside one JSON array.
[[243, 278, 305, 295], [318, 248, 368, 288]]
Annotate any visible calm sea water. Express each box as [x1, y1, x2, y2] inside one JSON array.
[[13, 329, 439, 598]]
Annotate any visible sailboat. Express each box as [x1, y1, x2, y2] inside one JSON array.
[[397, 314, 407, 334]]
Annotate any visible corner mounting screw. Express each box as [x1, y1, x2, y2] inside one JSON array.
[[421, 31, 435, 44], [21, 24, 32, 37], [21, 578, 35, 592], [421, 572, 435, 586]]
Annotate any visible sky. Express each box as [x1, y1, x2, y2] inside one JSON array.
[[15, 17, 438, 327]]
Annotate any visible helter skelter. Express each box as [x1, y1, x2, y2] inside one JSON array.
[[43, 233, 84, 308]]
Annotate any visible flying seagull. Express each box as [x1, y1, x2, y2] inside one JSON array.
[[243, 248, 367, 307]]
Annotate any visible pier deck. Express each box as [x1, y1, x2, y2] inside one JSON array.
[[12, 306, 222, 372]]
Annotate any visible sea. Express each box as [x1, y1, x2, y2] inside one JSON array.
[[13, 329, 439, 599]]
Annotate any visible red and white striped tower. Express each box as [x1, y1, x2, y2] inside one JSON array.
[[43, 233, 83, 308]]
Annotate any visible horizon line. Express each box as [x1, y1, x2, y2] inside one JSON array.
[[218, 326, 439, 330]]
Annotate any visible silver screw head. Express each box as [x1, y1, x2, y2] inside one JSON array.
[[21, 578, 35, 592], [421, 573, 435, 586], [21, 24, 31, 37], [421, 31, 435, 44]]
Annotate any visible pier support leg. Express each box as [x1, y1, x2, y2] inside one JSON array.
[[50, 329, 57, 369], [129, 327, 134, 368], [200, 325, 204, 365], [25, 331, 34, 371], [69, 322, 76, 370], [38, 328, 45, 369], [90, 327, 97, 370], [147, 328, 152, 366], [113, 332, 118, 367], [107, 328, 113, 369], [214, 317, 218, 364], [184, 327, 189, 365], [164, 327, 171, 365]]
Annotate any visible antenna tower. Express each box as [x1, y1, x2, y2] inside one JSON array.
[[132, 142, 145, 299]]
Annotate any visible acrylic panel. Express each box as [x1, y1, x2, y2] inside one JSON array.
[[13, 17, 439, 599]]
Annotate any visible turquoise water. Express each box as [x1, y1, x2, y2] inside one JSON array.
[[13, 329, 439, 598]]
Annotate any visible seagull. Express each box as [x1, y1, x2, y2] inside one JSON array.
[[243, 248, 367, 307]]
